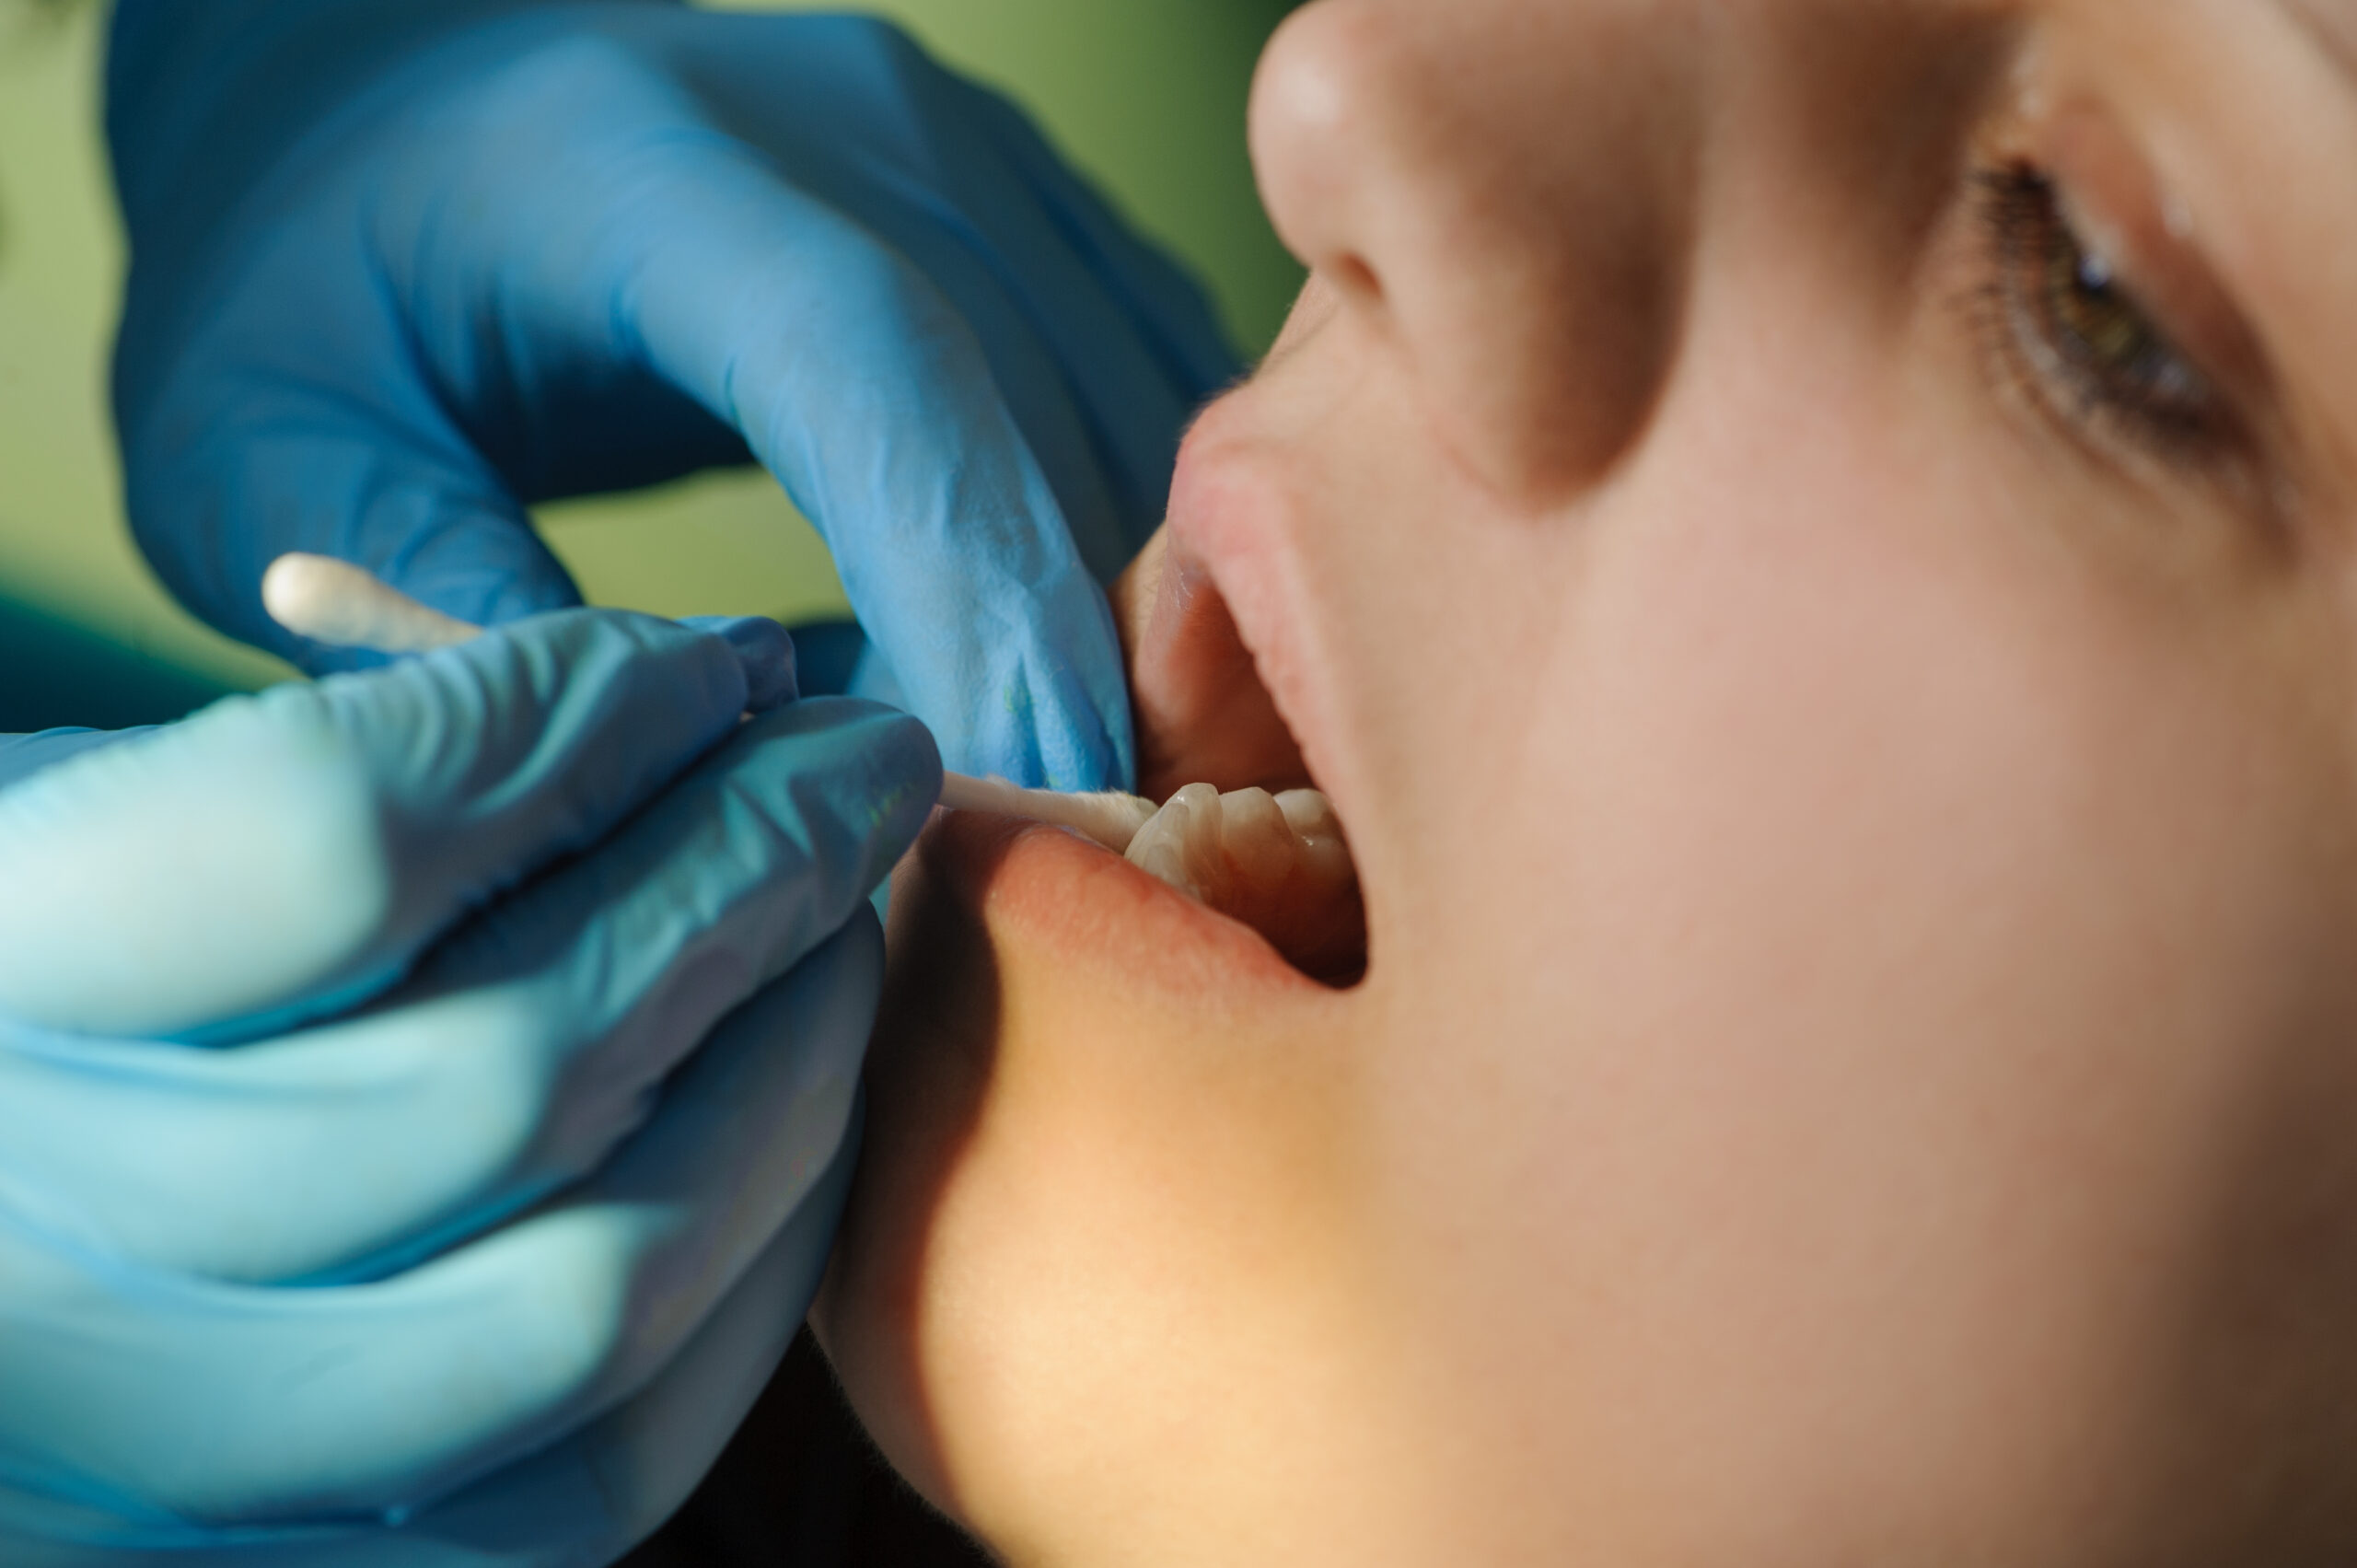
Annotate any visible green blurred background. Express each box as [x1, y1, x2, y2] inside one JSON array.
[[0, 0, 1304, 730]]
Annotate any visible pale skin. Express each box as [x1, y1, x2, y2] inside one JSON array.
[[815, 2, 2357, 1562]]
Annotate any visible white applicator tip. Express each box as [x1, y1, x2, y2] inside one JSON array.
[[262, 553, 482, 655], [937, 772, 1158, 854]]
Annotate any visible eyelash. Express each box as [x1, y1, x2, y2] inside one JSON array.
[[1970, 162, 2243, 472]]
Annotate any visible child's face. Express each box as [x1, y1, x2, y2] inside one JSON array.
[[819, 2, 2357, 1562]]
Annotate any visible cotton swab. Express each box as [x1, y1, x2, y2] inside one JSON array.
[[261, 552, 1163, 851], [934, 773, 1156, 854], [261, 553, 481, 656]]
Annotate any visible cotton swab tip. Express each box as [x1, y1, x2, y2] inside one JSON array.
[[262, 553, 482, 654], [937, 772, 1158, 854]]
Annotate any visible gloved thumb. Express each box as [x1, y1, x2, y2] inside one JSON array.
[[0, 610, 773, 1040], [0, 728, 154, 796]]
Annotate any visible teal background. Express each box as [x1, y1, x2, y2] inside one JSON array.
[[0, 1, 1304, 729]]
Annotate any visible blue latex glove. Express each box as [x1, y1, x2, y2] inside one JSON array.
[[0, 610, 940, 1563], [109, 0, 1241, 793]]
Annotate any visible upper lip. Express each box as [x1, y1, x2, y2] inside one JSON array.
[[917, 370, 1377, 986], [1155, 388, 1343, 813]]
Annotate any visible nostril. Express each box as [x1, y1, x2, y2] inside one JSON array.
[[1326, 252, 1383, 310], [1248, 0, 1704, 503]]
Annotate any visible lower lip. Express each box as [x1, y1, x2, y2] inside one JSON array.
[[911, 809, 1329, 1000]]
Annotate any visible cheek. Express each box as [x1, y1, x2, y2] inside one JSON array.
[[1375, 413, 2357, 1554], [1507, 330, 2357, 1070]]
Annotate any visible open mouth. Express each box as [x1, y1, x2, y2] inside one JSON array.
[[932, 423, 1373, 990], [927, 765, 1365, 986], [1120, 780, 1364, 985]]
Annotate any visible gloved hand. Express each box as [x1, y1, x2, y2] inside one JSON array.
[[0, 610, 939, 1564], [108, 0, 1241, 795]]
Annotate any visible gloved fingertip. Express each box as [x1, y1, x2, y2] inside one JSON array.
[[681, 616, 799, 712], [0, 728, 148, 796]]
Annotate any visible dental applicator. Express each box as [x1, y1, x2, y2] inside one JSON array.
[[932, 773, 1155, 854], [261, 553, 1162, 852], [261, 552, 482, 656]]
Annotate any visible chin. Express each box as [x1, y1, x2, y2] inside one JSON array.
[[812, 798, 1386, 1560]]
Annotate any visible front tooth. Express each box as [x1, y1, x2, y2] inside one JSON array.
[[1213, 787, 1295, 886], [1124, 781, 1364, 981], [1273, 788, 1340, 841], [1274, 788, 1355, 886], [1125, 782, 1220, 897], [1124, 783, 1357, 899], [1121, 783, 1189, 892]]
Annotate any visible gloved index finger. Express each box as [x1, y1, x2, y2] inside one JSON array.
[[650, 195, 1130, 789], [0, 609, 776, 1041], [548, 97, 1132, 789]]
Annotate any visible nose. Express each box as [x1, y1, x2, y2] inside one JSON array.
[[1248, 0, 1701, 499]]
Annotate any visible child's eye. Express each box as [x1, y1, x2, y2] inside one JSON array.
[[1975, 163, 2240, 466]]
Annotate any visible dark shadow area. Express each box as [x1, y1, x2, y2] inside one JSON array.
[[621, 1329, 994, 1568], [0, 593, 239, 733], [627, 814, 1017, 1568], [786, 620, 868, 703]]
